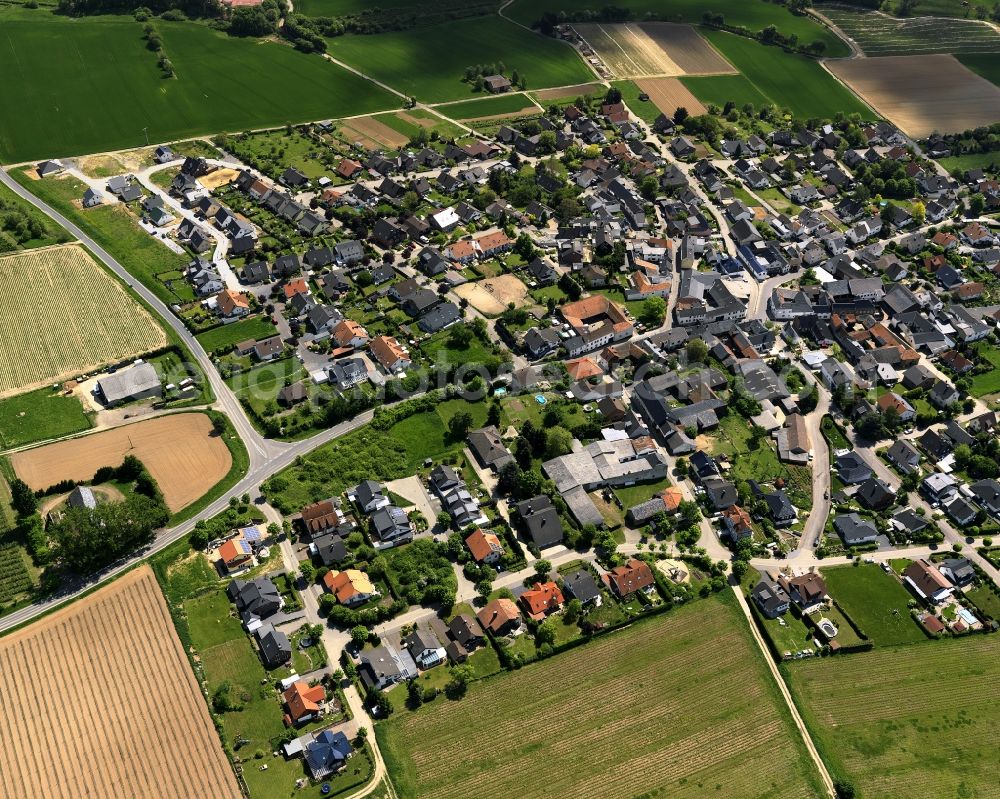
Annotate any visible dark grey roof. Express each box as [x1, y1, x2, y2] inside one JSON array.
[[562, 569, 601, 604]]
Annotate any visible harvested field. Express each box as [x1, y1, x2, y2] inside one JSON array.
[[642, 23, 737, 74], [11, 413, 231, 512], [576, 22, 735, 79], [198, 167, 240, 190], [378, 592, 826, 798], [453, 274, 529, 315], [341, 116, 410, 149], [827, 54, 1000, 137], [0, 244, 165, 397], [0, 566, 240, 799], [534, 82, 603, 100], [787, 635, 1000, 798], [635, 76, 707, 117]]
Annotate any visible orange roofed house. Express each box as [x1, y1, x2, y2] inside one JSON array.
[[333, 319, 370, 350], [560, 295, 634, 357], [477, 597, 522, 636], [283, 680, 326, 726], [218, 535, 253, 572], [283, 278, 310, 300], [520, 581, 564, 621], [465, 528, 504, 565], [322, 569, 379, 606], [603, 558, 655, 600], [474, 230, 513, 259], [216, 288, 250, 318], [370, 335, 411, 373]]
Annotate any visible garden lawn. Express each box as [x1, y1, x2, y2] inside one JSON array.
[[377, 591, 826, 799], [966, 583, 1000, 620], [937, 151, 1000, 175], [421, 330, 493, 367], [195, 316, 278, 354], [0, 8, 397, 162], [786, 634, 1000, 799], [681, 74, 771, 110], [699, 30, 874, 120], [614, 477, 672, 509], [969, 344, 1000, 397], [759, 612, 814, 657], [0, 387, 92, 449], [326, 17, 592, 102], [820, 563, 926, 647], [439, 93, 538, 120]]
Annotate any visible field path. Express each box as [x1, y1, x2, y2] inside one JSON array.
[[731, 586, 836, 798]]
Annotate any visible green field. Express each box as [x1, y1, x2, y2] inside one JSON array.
[[263, 398, 488, 512], [195, 316, 278, 354], [609, 80, 662, 125], [937, 151, 1000, 175], [326, 17, 593, 102], [0, 8, 398, 163], [969, 344, 1000, 398], [0, 387, 92, 449], [373, 110, 465, 142], [378, 591, 825, 798], [821, 564, 925, 647], [439, 93, 539, 120], [700, 30, 875, 120], [681, 74, 771, 111], [958, 53, 1000, 87], [787, 635, 1000, 798], [505, 0, 849, 57]]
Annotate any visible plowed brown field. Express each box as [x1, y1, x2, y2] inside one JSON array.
[[635, 76, 707, 117], [0, 566, 241, 799], [10, 413, 231, 512]]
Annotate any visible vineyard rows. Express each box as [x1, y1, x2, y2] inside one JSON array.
[[822, 5, 1000, 55], [0, 245, 165, 396], [0, 543, 32, 604]]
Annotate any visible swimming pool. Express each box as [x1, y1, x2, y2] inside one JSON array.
[[535, 394, 547, 405], [958, 607, 977, 626], [494, 387, 507, 397]]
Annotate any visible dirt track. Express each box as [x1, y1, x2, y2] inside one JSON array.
[[828, 54, 1000, 137], [11, 413, 232, 512], [0, 566, 241, 799]]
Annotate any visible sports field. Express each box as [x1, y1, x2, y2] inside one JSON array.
[[828, 54, 1000, 137], [11, 413, 231, 512], [787, 635, 1000, 798], [326, 16, 593, 102], [820, 5, 1000, 56], [0, 566, 241, 799], [0, 8, 397, 163], [0, 244, 165, 397], [576, 22, 735, 78], [701, 30, 875, 120], [507, 0, 850, 57], [378, 592, 826, 799]]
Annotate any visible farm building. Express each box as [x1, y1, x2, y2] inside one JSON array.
[[96, 362, 162, 406]]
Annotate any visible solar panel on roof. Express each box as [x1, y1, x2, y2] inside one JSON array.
[[239, 540, 253, 555]]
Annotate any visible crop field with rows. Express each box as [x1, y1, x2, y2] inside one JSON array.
[[0, 244, 165, 396], [378, 592, 825, 799], [787, 635, 1000, 798], [0, 542, 33, 606], [821, 5, 1000, 55]]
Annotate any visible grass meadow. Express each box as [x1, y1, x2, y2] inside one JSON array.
[[0, 8, 397, 162], [787, 634, 1000, 798], [195, 316, 278, 354], [377, 591, 826, 799], [0, 387, 92, 449], [680, 74, 772, 111], [699, 30, 875, 120], [326, 17, 593, 102], [959, 53, 1000, 87]]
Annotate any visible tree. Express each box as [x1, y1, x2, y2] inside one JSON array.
[[534, 559, 552, 578], [685, 337, 708, 364], [299, 560, 316, 583], [350, 625, 369, 648], [544, 426, 574, 459], [447, 323, 473, 349], [970, 193, 986, 216], [535, 619, 556, 647], [604, 86, 622, 105], [436, 511, 453, 529], [10, 478, 37, 516], [487, 401, 502, 428], [445, 664, 474, 699], [640, 296, 666, 326], [564, 598, 582, 624], [448, 410, 474, 441], [406, 679, 423, 708], [673, 106, 689, 124]]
